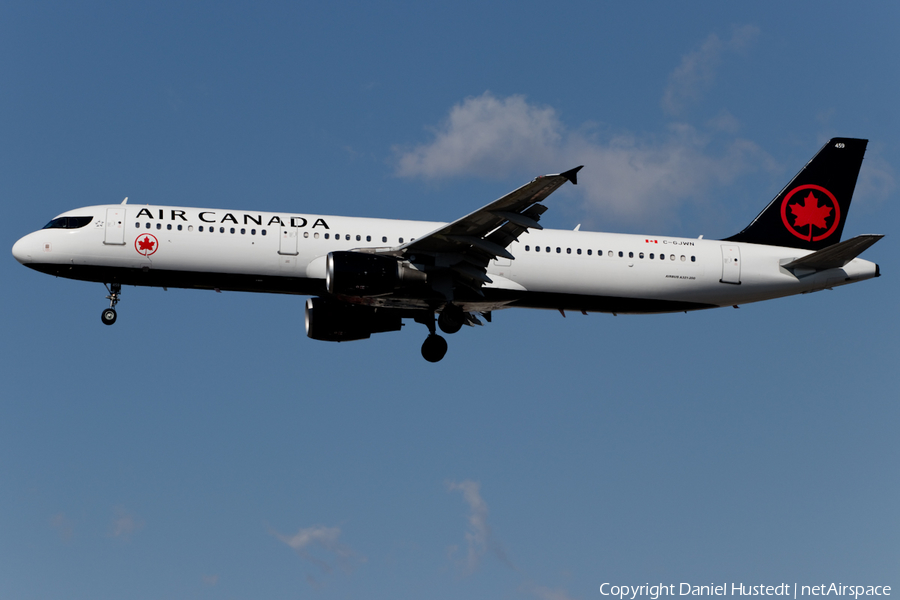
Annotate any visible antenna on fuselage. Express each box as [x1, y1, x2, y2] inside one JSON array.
[[121, 197, 128, 205]]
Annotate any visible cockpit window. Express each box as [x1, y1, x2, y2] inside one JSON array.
[[43, 216, 93, 230]]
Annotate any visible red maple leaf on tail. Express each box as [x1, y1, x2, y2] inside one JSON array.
[[790, 191, 832, 239], [138, 236, 155, 252]]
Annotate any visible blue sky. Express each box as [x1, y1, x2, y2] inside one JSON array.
[[1, 2, 898, 599]]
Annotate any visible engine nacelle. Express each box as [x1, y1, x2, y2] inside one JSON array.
[[305, 297, 402, 342], [326, 251, 426, 297]]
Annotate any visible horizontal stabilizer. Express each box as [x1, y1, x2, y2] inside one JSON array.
[[782, 234, 883, 271]]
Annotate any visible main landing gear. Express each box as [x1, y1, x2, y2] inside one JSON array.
[[421, 334, 448, 363], [417, 304, 478, 362], [101, 283, 121, 326], [416, 311, 448, 363]]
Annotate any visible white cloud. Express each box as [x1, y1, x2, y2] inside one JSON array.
[[447, 479, 514, 575], [272, 524, 363, 582], [50, 512, 74, 541], [568, 127, 774, 223], [393, 27, 776, 229], [661, 25, 759, 116], [856, 150, 896, 204], [109, 506, 143, 540], [395, 93, 562, 179], [394, 92, 775, 227]]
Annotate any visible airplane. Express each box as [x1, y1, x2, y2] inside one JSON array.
[[12, 137, 882, 362]]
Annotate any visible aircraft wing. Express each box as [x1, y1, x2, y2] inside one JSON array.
[[393, 166, 582, 294]]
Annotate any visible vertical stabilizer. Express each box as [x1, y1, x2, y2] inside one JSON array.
[[726, 138, 867, 250]]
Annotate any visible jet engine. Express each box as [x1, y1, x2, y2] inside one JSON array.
[[305, 297, 403, 342], [326, 251, 426, 296]]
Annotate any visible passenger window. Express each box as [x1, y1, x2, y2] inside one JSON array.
[[356, 235, 361, 241], [251, 229, 256, 235], [134, 222, 140, 228], [681, 255, 685, 261], [545, 246, 550, 253], [670, 254, 675, 260], [382, 236, 387, 243], [232, 228, 237, 234], [187, 225, 193, 232], [587, 249, 592, 255], [178, 225, 183, 231], [525, 245, 530, 251], [219, 227, 225, 233], [618, 251, 623, 257], [146, 223, 151, 229], [650, 253, 655, 259], [345, 234, 350, 241], [399, 238, 404, 243], [241, 228, 246, 234], [199, 226, 204, 232], [167, 224, 172, 230], [691, 256, 696, 262], [302, 231, 308, 238], [313, 232, 318, 239], [262, 230, 267, 236], [577, 249, 581, 255], [156, 223, 162, 230], [639, 252, 644, 259], [535, 246, 540, 252], [566, 248, 571, 254], [608, 251, 613, 257], [366, 235, 371, 242], [628, 252, 633, 258]]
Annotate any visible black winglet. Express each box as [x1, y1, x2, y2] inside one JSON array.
[[561, 166, 583, 185]]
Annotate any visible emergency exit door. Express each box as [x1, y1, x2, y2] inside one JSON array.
[[278, 226, 299, 255], [720, 245, 741, 284], [104, 208, 126, 245]]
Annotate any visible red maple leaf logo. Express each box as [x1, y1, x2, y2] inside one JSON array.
[[790, 191, 832, 232], [138, 236, 156, 252], [780, 185, 840, 242]]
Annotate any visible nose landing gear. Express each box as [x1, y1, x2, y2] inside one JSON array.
[[101, 283, 121, 326]]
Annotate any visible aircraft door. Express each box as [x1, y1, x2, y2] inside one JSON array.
[[104, 208, 126, 245], [278, 225, 299, 255], [720, 245, 741, 284]]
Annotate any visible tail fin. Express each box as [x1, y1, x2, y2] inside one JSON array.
[[726, 138, 867, 250]]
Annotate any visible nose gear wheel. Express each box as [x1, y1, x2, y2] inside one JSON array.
[[101, 283, 121, 326]]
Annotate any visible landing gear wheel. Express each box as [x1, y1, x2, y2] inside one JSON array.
[[421, 334, 448, 363], [101, 308, 117, 326], [102, 283, 122, 325], [438, 309, 463, 334]]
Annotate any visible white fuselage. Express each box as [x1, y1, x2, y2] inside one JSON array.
[[12, 203, 879, 314]]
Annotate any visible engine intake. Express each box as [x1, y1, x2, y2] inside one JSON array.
[[305, 297, 402, 342], [326, 251, 426, 297]]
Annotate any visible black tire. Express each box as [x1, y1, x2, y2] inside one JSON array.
[[421, 334, 448, 363], [101, 308, 117, 326], [438, 310, 463, 334]]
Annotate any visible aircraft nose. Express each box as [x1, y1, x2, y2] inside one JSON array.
[[12, 233, 35, 264]]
